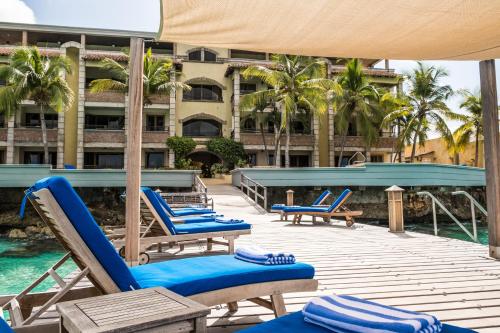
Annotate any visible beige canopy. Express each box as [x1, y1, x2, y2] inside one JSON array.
[[158, 0, 500, 60]]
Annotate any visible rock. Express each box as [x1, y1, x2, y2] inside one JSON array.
[[25, 225, 41, 235], [40, 226, 54, 237], [8, 228, 27, 239]]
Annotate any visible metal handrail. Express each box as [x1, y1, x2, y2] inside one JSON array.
[[452, 191, 487, 243], [417, 191, 477, 242], [240, 174, 268, 210]]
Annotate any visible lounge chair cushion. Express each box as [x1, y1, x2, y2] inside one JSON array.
[[130, 254, 314, 296], [29, 176, 140, 292], [237, 311, 477, 333], [0, 317, 13, 333], [283, 189, 351, 214], [174, 221, 251, 234]]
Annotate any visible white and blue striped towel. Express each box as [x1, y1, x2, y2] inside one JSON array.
[[234, 245, 296, 265], [302, 295, 442, 333], [215, 218, 245, 224]]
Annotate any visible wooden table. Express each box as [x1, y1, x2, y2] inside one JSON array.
[[56, 287, 210, 333]]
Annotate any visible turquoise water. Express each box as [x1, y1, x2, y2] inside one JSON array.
[[0, 238, 76, 295], [361, 220, 489, 245]]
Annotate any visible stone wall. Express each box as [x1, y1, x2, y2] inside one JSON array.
[[267, 186, 487, 222]]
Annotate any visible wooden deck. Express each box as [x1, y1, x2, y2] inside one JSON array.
[[9, 184, 500, 332], [202, 185, 499, 333]]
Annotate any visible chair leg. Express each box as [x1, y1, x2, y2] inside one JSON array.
[[297, 215, 303, 224], [227, 302, 238, 312], [206, 238, 213, 251], [226, 236, 235, 254], [270, 294, 287, 317]]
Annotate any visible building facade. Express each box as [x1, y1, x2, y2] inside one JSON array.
[[0, 23, 400, 170]]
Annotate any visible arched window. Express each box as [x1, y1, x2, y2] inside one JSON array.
[[242, 117, 256, 132], [183, 84, 223, 102], [183, 119, 222, 137], [187, 49, 217, 62]]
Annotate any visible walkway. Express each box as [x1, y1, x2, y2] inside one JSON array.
[[205, 184, 500, 333]]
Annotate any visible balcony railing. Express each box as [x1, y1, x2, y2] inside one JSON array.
[[14, 128, 58, 143], [85, 90, 125, 103], [333, 135, 396, 149], [84, 129, 126, 144], [240, 132, 314, 146]]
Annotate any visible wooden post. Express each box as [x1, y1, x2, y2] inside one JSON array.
[[124, 37, 144, 266], [385, 185, 404, 233], [286, 189, 294, 206], [479, 60, 500, 259]]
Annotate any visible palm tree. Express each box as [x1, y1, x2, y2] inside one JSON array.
[[379, 91, 411, 162], [240, 54, 334, 167], [404, 62, 455, 163], [0, 47, 73, 164], [453, 89, 484, 167], [241, 94, 273, 164], [90, 48, 189, 107], [332, 59, 380, 166]]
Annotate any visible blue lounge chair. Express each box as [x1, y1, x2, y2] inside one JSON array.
[[271, 190, 332, 221], [153, 191, 215, 217], [237, 310, 477, 333], [3, 176, 317, 331], [0, 317, 14, 333], [282, 189, 362, 227], [110, 187, 252, 262]]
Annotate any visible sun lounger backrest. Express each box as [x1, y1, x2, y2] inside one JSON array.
[[152, 190, 178, 216], [141, 187, 177, 235], [27, 176, 140, 292], [312, 190, 331, 206], [327, 189, 352, 213], [0, 316, 13, 332]]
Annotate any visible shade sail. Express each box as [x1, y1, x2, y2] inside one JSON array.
[[158, 0, 500, 60]]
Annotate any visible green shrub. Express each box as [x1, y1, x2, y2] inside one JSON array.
[[210, 162, 228, 175], [174, 157, 194, 170], [166, 136, 196, 160], [207, 137, 246, 168]]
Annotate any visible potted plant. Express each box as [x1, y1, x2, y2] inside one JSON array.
[[210, 163, 228, 179]]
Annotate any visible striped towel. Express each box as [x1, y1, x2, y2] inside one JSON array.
[[235, 245, 296, 265], [200, 213, 224, 218], [302, 295, 442, 333], [215, 218, 245, 224]]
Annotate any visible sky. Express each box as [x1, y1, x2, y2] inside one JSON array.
[[0, 0, 499, 134]]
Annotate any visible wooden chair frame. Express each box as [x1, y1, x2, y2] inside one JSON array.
[[108, 192, 251, 260], [272, 191, 331, 221], [290, 192, 363, 227], [2, 188, 317, 331]]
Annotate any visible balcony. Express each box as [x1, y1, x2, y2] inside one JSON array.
[[14, 128, 57, 145], [334, 135, 396, 149], [142, 128, 169, 144], [241, 132, 314, 147], [84, 129, 125, 145], [146, 94, 169, 105], [85, 90, 125, 103], [0, 128, 7, 142]]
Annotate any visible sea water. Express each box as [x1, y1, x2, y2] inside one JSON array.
[[0, 238, 76, 295]]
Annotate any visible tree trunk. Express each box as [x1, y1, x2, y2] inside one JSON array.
[[284, 117, 290, 168], [474, 130, 480, 167], [39, 105, 49, 165], [259, 121, 269, 165], [337, 132, 347, 167], [410, 119, 423, 163], [454, 153, 460, 165], [274, 125, 281, 168]]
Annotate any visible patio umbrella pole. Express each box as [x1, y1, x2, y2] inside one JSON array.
[[479, 60, 500, 259], [125, 37, 144, 266]]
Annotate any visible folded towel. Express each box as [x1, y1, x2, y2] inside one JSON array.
[[235, 245, 296, 265], [302, 295, 442, 333], [200, 213, 224, 218], [215, 218, 245, 224]]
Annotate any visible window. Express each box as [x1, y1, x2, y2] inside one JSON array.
[[204, 51, 217, 62], [24, 151, 56, 167], [242, 117, 256, 132], [84, 152, 124, 169], [247, 153, 257, 166], [240, 83, 257, 95], [0, 114, 4, 128], [281, 155, 310, 167], [188, 50, 202, 61], [183, 119, 222, 137], [371, 155, 384, 163], [183, 84, 223, 102], [146, 115, 165, 131], [230, 49, 266, 60], [146, 152, 165, 169], [85, 114, 124, 130], [268, 154, 274, 166], [24, 113, 58, 129], [0, 150, 5, 164], [187, 49, 217, 62]]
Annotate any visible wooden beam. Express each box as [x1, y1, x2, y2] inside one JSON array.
[[125, 37, 144, 266], [479, 60, 500, 259]]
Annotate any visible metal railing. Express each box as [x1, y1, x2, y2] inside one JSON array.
[[452, 190, 488, 242], [240, 174, 268, 210], [193, 174, 208, 194], [417, 191, 478, 242]]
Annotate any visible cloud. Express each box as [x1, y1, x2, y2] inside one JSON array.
[[0, 0, 35, 24]]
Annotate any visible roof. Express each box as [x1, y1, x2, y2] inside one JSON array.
[[159, 0, 500, 60]]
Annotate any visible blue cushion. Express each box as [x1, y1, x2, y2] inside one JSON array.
[[141, 187, 177, 235], [176, 216, 219, 223], [236, 311, 478, 333], [283, 189, 351, 214], [130, 255, 314, 296], [312, 190, 331, 205], [0, 317, 14, 333], [27, 176, 140, 292], [174, 221, 251, 234]]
